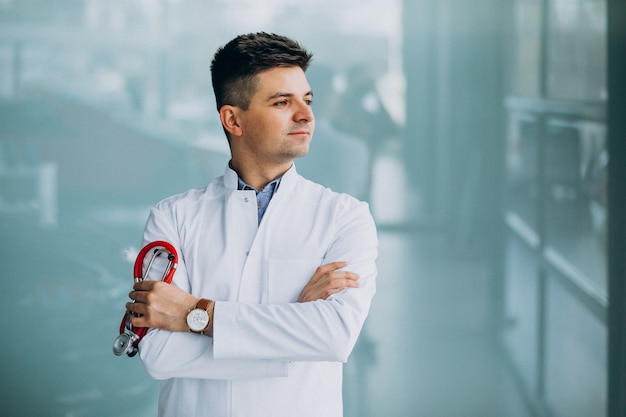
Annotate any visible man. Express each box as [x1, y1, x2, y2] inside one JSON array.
[[126, 32, 378, 417]]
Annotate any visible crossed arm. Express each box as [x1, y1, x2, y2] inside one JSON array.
[[126, 261, 360, 337]]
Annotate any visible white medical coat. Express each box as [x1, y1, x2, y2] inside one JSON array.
[[139, 164, 378, 417]]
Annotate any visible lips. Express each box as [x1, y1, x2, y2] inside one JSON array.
[[288, 130, 311, 136]]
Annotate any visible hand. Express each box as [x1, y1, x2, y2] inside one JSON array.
[[298, 261, 360, 303], [127, 280, 198, 332]]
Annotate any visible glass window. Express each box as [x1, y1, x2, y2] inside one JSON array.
[[506, 112, 541, 231], [545, 275, 607, 417], [547, 0, 607, 101], [510, 0, 543, 97], [504, 235, 541, 393], [543, 118, 607, 295], [0, 1, 405, 415]]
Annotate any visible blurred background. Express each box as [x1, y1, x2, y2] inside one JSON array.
[[1, 0, 625, 416]]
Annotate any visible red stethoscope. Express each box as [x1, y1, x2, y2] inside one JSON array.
[[112, 240, 178, 357]]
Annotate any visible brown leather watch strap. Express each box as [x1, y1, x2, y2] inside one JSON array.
[[195, 298, 210, 310]]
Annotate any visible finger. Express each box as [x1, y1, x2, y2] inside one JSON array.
[[311, 275, 360, 295], [316, 261, 348, 275], [129, 313, 149, 328], [126, 301, 145, 315], [339, 277, 360, 288], [333, 271, 360, 281], [319, 271, 358, 288], [129, 291, 146, 303], [310, 263, 349, 285], [325, 279, 359, 291], [134, 280, 157, 291]]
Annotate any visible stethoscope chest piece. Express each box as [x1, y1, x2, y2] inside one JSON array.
[[112, 332, 138, 357]]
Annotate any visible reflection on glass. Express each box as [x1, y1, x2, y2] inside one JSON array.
[[506, 113, 540, 230], [503, 236, 539, 393], [545, 276, 607, 417], [547, 0, 607, 101], [511, 0, 543, 97], [544, 118, 607, 294]]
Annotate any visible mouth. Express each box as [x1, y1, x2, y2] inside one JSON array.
[[288, 130, 311, 138]]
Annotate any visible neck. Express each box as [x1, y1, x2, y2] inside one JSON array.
[[230, 159, 291, 190]]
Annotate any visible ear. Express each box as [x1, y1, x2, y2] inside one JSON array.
[[219, 105, 243, 137]]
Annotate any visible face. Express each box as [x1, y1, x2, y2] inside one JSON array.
[[231, 66, 315, 168]]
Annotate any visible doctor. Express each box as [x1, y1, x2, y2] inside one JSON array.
[[126, 32, 378, 417]]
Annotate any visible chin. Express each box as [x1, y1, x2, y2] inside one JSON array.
[[284, 145, 309, 160], [296, 147, 310, 159]]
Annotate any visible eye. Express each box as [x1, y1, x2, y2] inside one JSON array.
[[274, 100, 287, 106]]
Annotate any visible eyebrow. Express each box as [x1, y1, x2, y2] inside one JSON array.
[[266, 91, 313, 101]]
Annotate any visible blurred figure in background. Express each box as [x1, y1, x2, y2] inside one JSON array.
[[332, 65, 400, 195], [297, 64, 370, 200]]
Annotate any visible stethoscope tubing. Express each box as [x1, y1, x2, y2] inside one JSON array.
[[113, 240, 178, 357]]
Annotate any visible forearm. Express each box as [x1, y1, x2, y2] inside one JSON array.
[[212, 274, 376, 362], [139, 328, 289, 380], [136, 287, 374, 379]]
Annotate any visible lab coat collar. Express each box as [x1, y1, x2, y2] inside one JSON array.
[[223, 162, 299, 194]]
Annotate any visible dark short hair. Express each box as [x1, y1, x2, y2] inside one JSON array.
[[210, 32, 313, 111]]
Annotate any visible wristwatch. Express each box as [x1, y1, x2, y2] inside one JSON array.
[[186, 298, 211, 334]]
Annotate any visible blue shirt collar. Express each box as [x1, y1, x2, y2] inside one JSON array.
[[236, 176, 282, 224]]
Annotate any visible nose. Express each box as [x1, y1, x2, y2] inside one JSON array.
[[294, 100, 314, 123]]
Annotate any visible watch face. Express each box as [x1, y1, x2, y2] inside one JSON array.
[[186, 308, 209, 332]]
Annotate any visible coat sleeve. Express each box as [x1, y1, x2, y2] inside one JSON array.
[[212, 200, 378, 363], [137, 202, 289, 380]]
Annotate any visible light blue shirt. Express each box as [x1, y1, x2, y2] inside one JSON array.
[[237, 176, 281, 224]]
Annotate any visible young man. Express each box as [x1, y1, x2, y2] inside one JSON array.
[[126, 32, 378, 417]]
